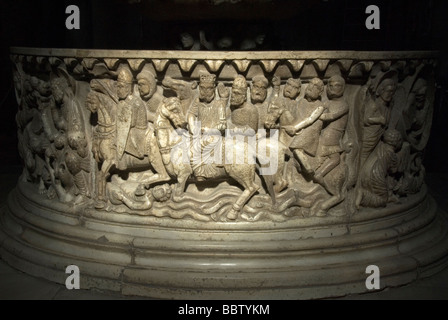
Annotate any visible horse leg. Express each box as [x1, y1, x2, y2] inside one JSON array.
[[313, 193, 345, 217], [274, 151, 288, 193], [95, 159, 113, 209], [312, 165, 347, 217], [145, 133, 171, 185], [226, 164, 260, 220], [314, 154, 340, 193], [173, 166, 191, 199]]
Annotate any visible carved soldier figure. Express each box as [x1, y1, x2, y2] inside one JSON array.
[[251, 75, 269, 129], [188, 71, 229, 180], [229, 75, 258, 134], [136, 67, 162, 122], [314, 75, 349, 186], [360, 77, 397, 167], [136, 67, 171, 185], [23, 78, 54, 193], [251, 75, 280, 129], [188, 71, 228, 134], [282, 77, 301, 123], [116, 66, 148, 160], [284, 78, 325, 175], [65, 129, 91, 198], [251, 76, 287, 192]]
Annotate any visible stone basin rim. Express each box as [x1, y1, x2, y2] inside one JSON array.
[[10, 46, 439, 60]]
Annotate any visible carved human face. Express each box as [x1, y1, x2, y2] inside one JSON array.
[[379, 84, 396, 103], [52, 84, 64, 103], [38, 80, 52, 97], [255, 34, 265, 45], [138, 78, 152, 98], [231, 88, 246, 107], [327, 79, 344, 99], [414, 85, 427, 109], [251, 81, 268, 103], [117, 80, 132, 100], [181, 33, 194, 48], [199, 82, 215, 103], [283, 82, 300, 100], [217, 37, 232, 49], [305, 80, 323, 101]]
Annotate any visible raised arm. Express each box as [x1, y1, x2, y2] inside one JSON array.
[[294, 106, 325, 131], [320, 103, 348, 121]]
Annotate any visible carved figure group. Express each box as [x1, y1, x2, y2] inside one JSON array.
[[15, 67, 92, 203], [13, 56, 434, 222]]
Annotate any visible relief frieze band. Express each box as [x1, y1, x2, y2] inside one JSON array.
[[10, 48, 436, 222]]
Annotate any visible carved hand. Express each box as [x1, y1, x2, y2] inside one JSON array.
[[283, 125, 296, 136]]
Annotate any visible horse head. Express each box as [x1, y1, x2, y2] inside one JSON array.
[[162, 77, 197, 101], [265, 96, 285, 129], [160, 97, 188, 130]]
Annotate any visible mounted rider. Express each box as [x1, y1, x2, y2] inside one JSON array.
[[187, 71, 228, 180], [116, 66, 148, 161]]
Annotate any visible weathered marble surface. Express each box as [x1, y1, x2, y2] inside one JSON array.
[[1, 48, 446, 299]]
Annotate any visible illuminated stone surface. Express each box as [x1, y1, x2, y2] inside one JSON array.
[[0, 48, 447, 299]]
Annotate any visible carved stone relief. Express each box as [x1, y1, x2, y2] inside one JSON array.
[[10, 51, 436, 222]]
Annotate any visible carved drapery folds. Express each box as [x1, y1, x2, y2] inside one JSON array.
[[10, 49, 437, 222]]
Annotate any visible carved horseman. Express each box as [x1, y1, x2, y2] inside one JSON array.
[[136, 67, 171, 185], [136, 66, 163, 122], [116, 67, 148, 162], [188, 71, 228, 180]]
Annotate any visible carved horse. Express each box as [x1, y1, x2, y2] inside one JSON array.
[[264, 97, 295, 193], [85, 89, 157, 208], [149, 96, 276, 220], [266, 97, 351, 216]]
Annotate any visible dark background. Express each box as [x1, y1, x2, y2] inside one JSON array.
[[1, 0, 447, 174]]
